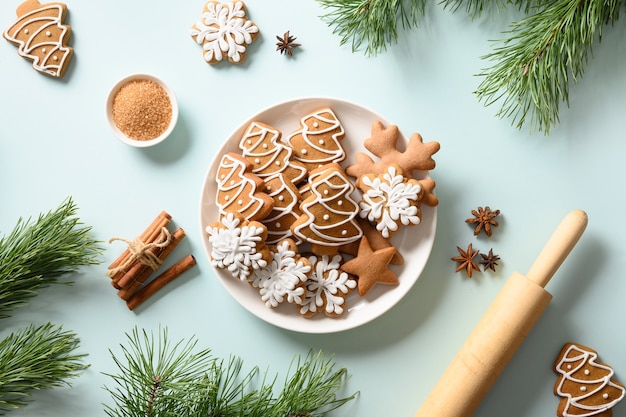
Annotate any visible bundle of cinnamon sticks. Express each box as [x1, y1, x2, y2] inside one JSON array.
[[107, 211, 196, 310]]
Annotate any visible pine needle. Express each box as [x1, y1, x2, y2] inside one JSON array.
[[0, 323, 88, 413], [0, 196, 103, 318]]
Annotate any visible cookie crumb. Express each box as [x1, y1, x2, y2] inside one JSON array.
[[112, 80, 172, 141]]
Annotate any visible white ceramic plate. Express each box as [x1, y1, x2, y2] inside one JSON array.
[[199, 97, 437, 334]]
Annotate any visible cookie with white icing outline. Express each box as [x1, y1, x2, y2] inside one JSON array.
[[3, 0, 73, 78], [286, 108, 347, 173], [215, 152, 274, 222], [291, 163, 362, 256], [554, 343, 625, 417]]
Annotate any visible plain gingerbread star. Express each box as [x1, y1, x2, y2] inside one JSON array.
[[341, 235, 398, 296]]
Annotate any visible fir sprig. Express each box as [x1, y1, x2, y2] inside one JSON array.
[[0, 323, 88, 413], [474, 0, 623, 133], [104, 327, 357, 417], [0, 196, 102, 318], [317, 0, 426, 56], [316, 0, 626, 133]]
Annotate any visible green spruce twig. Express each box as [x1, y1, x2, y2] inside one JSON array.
[[317, 0, 427, 56], [104, 327, 357, 417], [0, 323, 88, 413], [474, 0, 623, 133], [0, 196, 102, 318]]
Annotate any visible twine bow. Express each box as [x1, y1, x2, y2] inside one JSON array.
[[106, 227, 172, 277]]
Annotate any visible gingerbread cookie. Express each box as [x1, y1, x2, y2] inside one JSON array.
[[554, 343, 625, 417], [215, 152, 274, 222], [239, 121, 307, 184], [206, 212, 271, 281], [346, 120, 440, 180], [299, 254, 356, 318], [358, 164, 424, 238], [287, 108, 347, 173], [341, 235, 398, 296], [261, 173, 302, 245], [291, 163, 362, 255], [190, 0, 259, 65], [249, 239, 311, 308], [3, 0, 73, 77]]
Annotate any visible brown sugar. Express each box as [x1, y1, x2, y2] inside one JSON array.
[[112, 80, 172, 141]]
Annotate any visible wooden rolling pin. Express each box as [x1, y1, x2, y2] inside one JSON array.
[[415, 209, 588, 417]]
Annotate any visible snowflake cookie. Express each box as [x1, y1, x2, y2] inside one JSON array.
[[206, 212, 271, 280], [249, 239, 311, 308], [299, 254, 356, 319], [358, 164, 424, 238], [190, 0, 259, 65]]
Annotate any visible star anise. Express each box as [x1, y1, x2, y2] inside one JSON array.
[[479, 248, 500, 272], [451, 243, 480, 278], [276, 31, 301, 56], [466, 206, 501, 237]]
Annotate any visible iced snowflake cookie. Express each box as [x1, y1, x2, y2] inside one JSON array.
[[239, 121, 307, 185], [3, 0, 73, 77], [190, 0, 259, 65], [291, 163, 362, 256], [249, 239, 311, 308], [358, 164, 424, 238], [206, 212, 271, 281], [299, 254, 356, 319], [287, 108, 347, 173], [554, 343, 625, 417], [215, 152, 274, 222]]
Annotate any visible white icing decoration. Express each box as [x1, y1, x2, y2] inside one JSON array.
[[190, 0, 259, 63], [238, 121, 306, 183], [299, 255, 356, 317], [249, 240, 310, 308], [3, 3, 72, 77], [206, 212, 267, 280], [293, 166, 362, 247], [215, 153, 267, 220], [555, 344, 626, 417], [359, 165, 422, 238]]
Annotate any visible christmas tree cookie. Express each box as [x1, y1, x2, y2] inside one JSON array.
[[215, 152, 273, 222], [554, 343, 625, 417], [287, 108, 347, 173], [238, 121, 307, 184], [3, 0, 73, 77], [291, 163, 362, 256]]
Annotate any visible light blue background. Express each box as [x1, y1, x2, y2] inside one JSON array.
[[1, 1, 626, 416]]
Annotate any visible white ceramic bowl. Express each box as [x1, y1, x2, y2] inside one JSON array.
[[106, 73, 179, 148]]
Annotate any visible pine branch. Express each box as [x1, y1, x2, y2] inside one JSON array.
[[317, 0, 427, 56], [103, 327, 357, 417], [0, 323, 88, 413], [0, 196, 103, 318], [474, 0, 624, 133]]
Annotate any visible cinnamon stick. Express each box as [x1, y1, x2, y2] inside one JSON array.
[[126, 254, 197, 310], [108, 210, 171, 282], [117, 227, 186, 300]]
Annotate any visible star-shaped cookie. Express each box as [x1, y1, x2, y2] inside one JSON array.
[[341, 235, 398, 296]]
